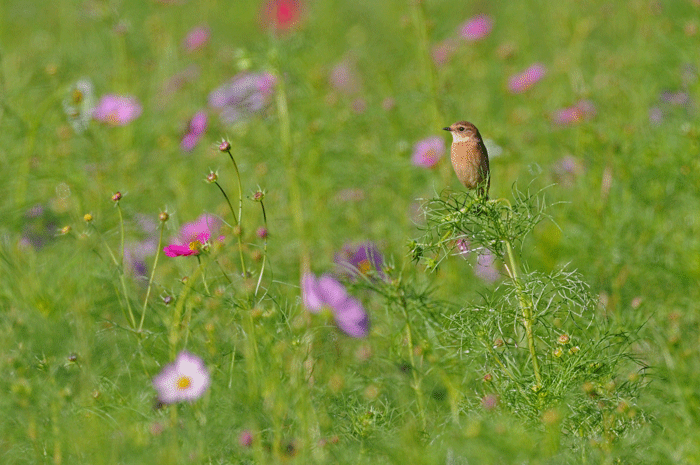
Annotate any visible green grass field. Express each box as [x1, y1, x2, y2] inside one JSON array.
[[2, 0, 699, 463]]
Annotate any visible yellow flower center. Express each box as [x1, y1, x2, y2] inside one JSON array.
[[188, 240, 202, 252], [177, 376, 192, 390], [357, 259, 371, 274]]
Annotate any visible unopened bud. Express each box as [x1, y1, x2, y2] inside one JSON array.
[[253, 190, 265, 202], [111, 191, 122, 202], [206, 172, 218, 183], [60, 226, 71, 235], [218, 139, 231, 152], [159, 212, 169, 222], [557, 334, 570, 344], [83, 213, 93, 223]]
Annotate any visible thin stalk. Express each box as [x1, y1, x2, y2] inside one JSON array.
[[254, 199, 268, 297], [138, 219, 165, 332], [272, 70, 309, 274], [224, 150, 244, 224], [196, 255, 211, 296], [213, 179, 247, 280], [400, 295, 427, 431], [169, 263, 204, 358], [504, 239, 542, 389], [116, 203, 125, 267], [91, 223, 136, 328]]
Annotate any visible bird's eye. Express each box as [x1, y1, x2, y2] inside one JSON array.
[[458, 127, 465, 131]]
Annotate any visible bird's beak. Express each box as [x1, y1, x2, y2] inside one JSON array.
[[442, 127, 451, 131]]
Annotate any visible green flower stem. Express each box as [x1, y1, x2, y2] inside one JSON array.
[[169, 263, 204, 358], [504, 239, 542, 390], [224, 150, 244, 224], [92, 223, 136, 328], [273, 70, 310, 275], [255, 200, 268, 297], [400, 295, 427, 431], [196, 254, 210, 296], [214, 179, 247, 280], [116, 203, 125, 267], [138, 219, 165, 332]]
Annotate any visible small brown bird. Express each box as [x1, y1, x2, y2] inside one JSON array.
[[443, 121, 490, 198]]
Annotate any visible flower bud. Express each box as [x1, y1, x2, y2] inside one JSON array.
[[557, 334, 570, 344], [159, 212, 169, 222], [206, 171, 218, 183], [60, 226, 72, 235], [483, 373, 492, 382], [111, 191, 122, 202], [256, 226, 268, 239], [553, 347, 564, 358], [218, 139, 231, 152], [83, 213, 93, 223], [253, 190, 265, 202]]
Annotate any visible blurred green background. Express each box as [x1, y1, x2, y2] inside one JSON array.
[[1, 0, 699, 463]]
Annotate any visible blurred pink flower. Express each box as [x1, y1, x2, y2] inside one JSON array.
[[431, 39, 458, 67], [552, 100, 596, 125], [329, 59, 362, 95], [475, 249, 499, 283], [209, 72, 277, 124], [302, 273, 370, 338], [459, 15, 493, 41], [183, 25, 210, 52], [152, 351, 210, 404], [260, 0, 303, 33], [181, 111, 207, 152], [507, 63, 546, 94], [334, 242, 384, 278], [93, 95, 142, 125], [412, 136, 445, 168]]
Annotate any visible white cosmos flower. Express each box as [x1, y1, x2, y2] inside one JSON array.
[[153, 351, 210, 404]]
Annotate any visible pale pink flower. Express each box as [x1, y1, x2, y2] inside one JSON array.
[[301, 273, 370, 338], [552, 100, 596, 125], [152, 351, 210, 403], [93, 94, 142, 125], [412, 136, 445, 168], [507, 64, 546, 94], [183, 25, 210, 52], [459, 15, 493, 41], [475, 250, 499, 283], [181, 111, 207, 152]]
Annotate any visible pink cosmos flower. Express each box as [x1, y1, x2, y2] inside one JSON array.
[[412, 136, 445, 168], [431, 39, 458, 67], [163, 213, 223, 257], [459, 15, 493, 41], [334, 242, 384, 278], [302, 273, 370, 338], [475, 249, 499, 283], [183, 25, 210, 52], [93, 94, 142, 125], [152, 351, 210, 404], [552, 100, 596, 125], [181, 111, 207, 152], [507, 63, 546, 94]]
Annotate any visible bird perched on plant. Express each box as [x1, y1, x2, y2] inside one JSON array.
[[443, 121, 490, 198]]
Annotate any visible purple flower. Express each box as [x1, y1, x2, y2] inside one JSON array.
[[431, 39, 458, 67], [209, 72, 277, 124], [552, 100, 596, 125], [334, 242, 384, 277], [93, 94, 142, 125], [181, 111, 207, 152], [507, 63, 546, 94], [412, 136, 445, 168], [459, 15, 493, 41], [302, 273, 370, 338], [183, 25, 210, 52], [152, 351, 210, 403]]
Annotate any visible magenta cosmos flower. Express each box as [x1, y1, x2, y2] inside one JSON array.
[[302, 273, 369, 338], [412, 136, 445, 168], [507, 63, 547, 94], [93, 94, 142, 125], [459, 15, 493, 41], [163, 213, 223, 257], [153, 351, 210, 403], [181, 111, 207, 152]]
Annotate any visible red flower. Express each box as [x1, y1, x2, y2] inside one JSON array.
[[260, 0, 302, 33]]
